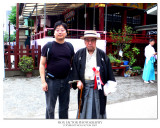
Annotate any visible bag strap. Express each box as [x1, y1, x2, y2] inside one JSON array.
[[66, 42, 74, 56], [46, 41, 54, 63]]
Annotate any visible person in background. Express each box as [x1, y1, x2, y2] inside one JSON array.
[[10, 39, 16, 53], [142, 39, 157, 84], [25, 36, 30, 48], [39, 21, 74, 119]]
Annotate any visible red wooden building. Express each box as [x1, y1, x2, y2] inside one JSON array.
[[4, 3, 157, 76]]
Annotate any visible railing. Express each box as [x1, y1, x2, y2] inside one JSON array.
[[4, 45, 41, 71], [31, 28, 157, 44], [31, 28, 107, 40]]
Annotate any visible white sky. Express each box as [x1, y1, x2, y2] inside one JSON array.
[[3, 3, 16, 33]]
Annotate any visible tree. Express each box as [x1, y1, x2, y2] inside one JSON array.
[[4, 31, 16, 42], [10, 31, 16, 41], [110, 25, 140, 66], [4, 31, 9, 42], [8, 6, 16, 26], [8, 5, 34, 29]]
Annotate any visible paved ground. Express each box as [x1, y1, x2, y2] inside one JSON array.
[[3, 74, 157, 119]]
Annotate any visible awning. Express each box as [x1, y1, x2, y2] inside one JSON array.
[[147, 5, 157, 15], [20, 3, 84, 18], [134, 24, 157, 31]]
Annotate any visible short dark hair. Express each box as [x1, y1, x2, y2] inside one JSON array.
[[53, 20, 68, 33], [149, 38, 155, 43]]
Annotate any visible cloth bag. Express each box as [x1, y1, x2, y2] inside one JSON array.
[[103, 80, 117, 96]]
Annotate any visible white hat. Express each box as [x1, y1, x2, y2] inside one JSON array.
[[80, 30, 100, 40]]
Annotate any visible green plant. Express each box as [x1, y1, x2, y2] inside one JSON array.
[[132, 66, 141, 74], [8, 6, 16, 26], [110, 25, 140, 65], [115, 59, 122, 64], [48, 30, 52, 36], [3, 31, 16, 42], [108, 53, 116, 63], [124, 47, 140, 65], [18, 56, 34, 73], [113, 50, 118, 56]]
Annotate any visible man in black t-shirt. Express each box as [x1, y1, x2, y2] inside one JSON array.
[[39, 21, 74, 119]]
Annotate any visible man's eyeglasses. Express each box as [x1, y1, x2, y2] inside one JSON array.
[[84, 39, 96, 43], [55, 29, 66, 33]]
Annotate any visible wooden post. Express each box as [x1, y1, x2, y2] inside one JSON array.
[[9, 21, 10, 45], [31, 45, 35, 69], [20, 45, 23, 58], [14, 45, 18, 69], [99, 7, 104, 31], [16, 3, 19, 68], [16, 3, 19, 49], [8, 45, 11, 69], [38, 45, 41, 68], [142, 3, 147, 35], [122, 3, 127, 30], [26, 45, 29, 57]]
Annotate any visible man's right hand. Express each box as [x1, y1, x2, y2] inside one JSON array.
[[42, 82, 48, 91], [77, 81, 83, 90]]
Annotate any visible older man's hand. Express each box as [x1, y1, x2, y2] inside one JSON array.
[[77, 81, 83, 90]]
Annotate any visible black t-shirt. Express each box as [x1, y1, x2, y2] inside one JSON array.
[[41, 41, 74, 78]]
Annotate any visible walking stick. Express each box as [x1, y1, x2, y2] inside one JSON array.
[[78, 87, 83, 119]]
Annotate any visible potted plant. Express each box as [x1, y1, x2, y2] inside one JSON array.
[[115, 59, 122, 67], [110, 25, 140, 66], [108, 53, 116, 66], [124, 47, 140, 66], [125, 69, 133, 77], [18, 56, 34, 77], [123, 60, 129, 65], [132, 66, 142, 75]]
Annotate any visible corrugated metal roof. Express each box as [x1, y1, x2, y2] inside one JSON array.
[[20, 3, 84, 18]]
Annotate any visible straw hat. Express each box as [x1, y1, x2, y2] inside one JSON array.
[[80, 30, 100, 40]]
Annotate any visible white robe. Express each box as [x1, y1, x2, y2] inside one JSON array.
[[144, 44, 156, 65]]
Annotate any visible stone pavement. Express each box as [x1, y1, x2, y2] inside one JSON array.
[[3, 75, 157, 119]]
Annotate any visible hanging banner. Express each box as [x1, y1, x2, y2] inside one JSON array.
[[64, 10, 75, 21]]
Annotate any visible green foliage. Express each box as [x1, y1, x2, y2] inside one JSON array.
[[108, 53, 116, 63], [10, 32, 16, 41], [113, 50, 118, 56], [4, 32, 9, 42], [124, 47, 140, 65], [110, 25, 140, 65], [8, 6, 16, 26], [8, 5, 33, 28], [115, 59, 122, 63], [132, 66, 141, 74], [132, 66, 141, 71], [110, 25, 134, 47], [48, 30, 52, 36], [3, 31, 16, 42], [18, 56, 34, 73]]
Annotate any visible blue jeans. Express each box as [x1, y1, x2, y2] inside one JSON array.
[[45, 76, 70, 119]]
